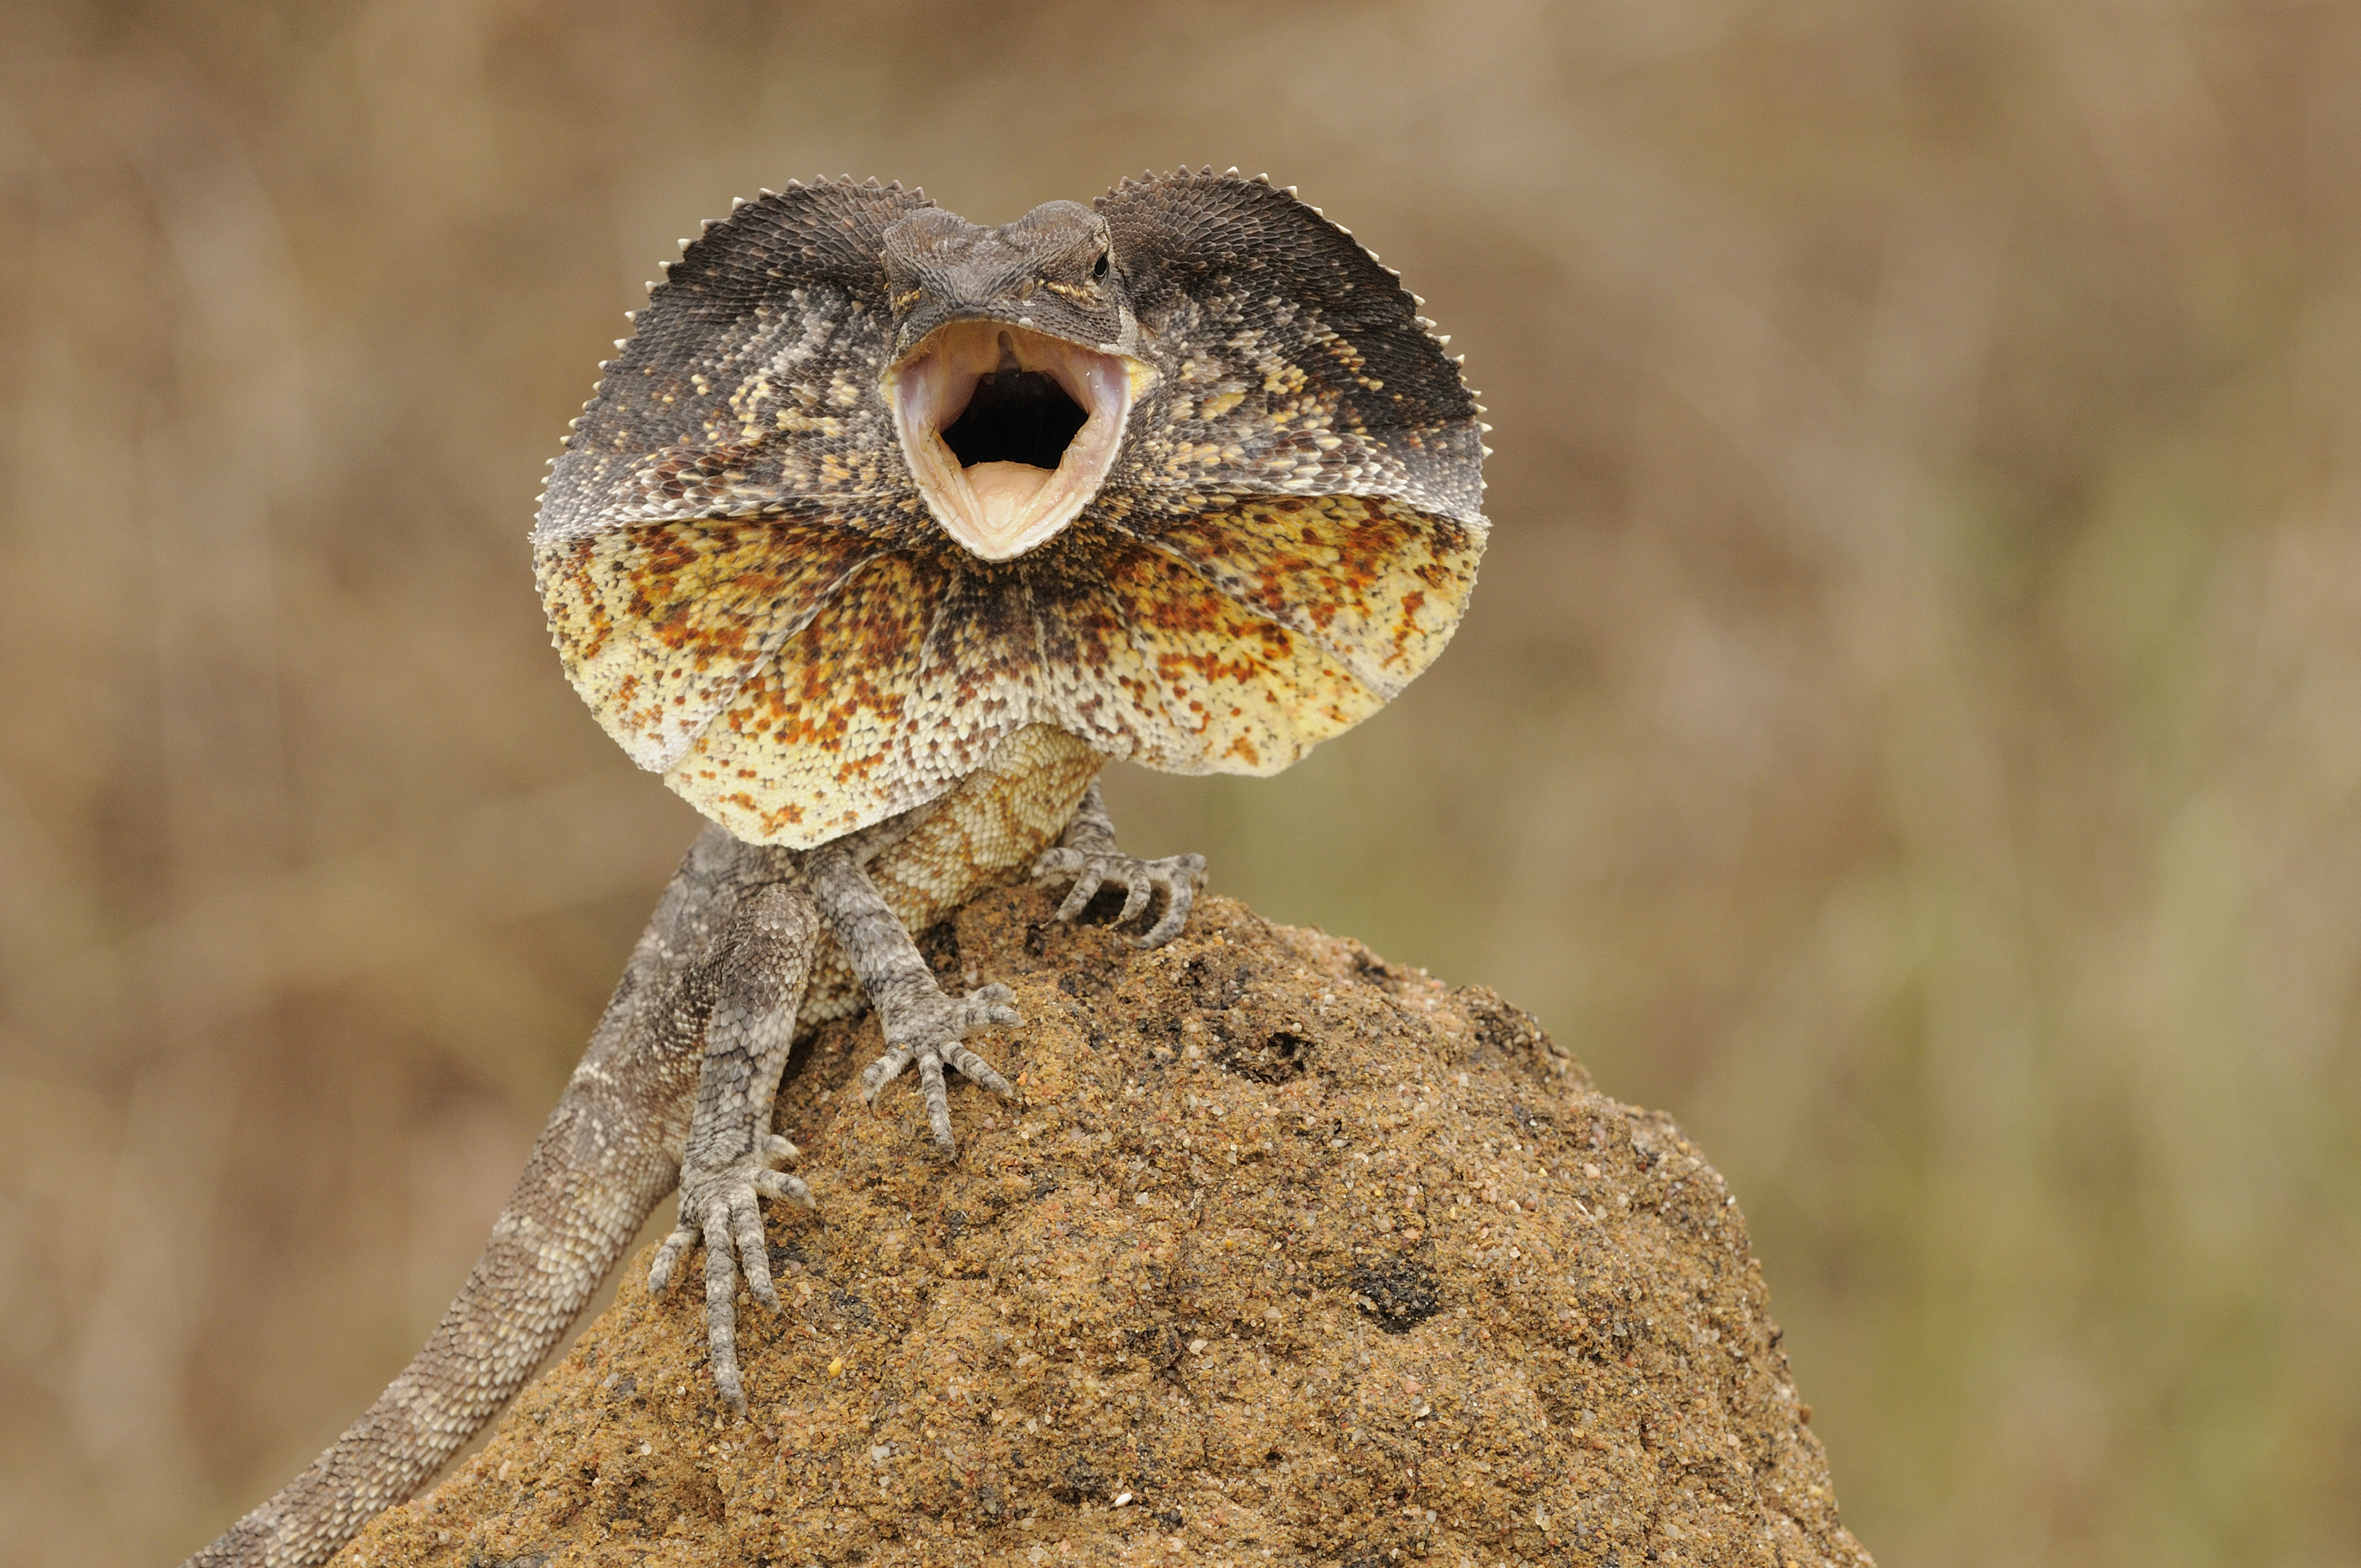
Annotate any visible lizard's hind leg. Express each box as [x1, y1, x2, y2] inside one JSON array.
[[646, 883, 819, 1411]]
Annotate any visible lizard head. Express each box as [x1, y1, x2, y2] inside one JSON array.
[[535, 171, 1489, 848], [879, 202, 1150, 562]]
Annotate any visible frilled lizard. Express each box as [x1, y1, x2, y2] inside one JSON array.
[[185, 168, 1487, 1568]]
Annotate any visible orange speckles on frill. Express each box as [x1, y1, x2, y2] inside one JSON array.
[[544, 537, 616, 663], [1125, 494, 1484, 702], [550, 492, 1477, 847], [536, 517, 883, 774], [1027, 533, 1391, 779], [662, 552, 965, 846]]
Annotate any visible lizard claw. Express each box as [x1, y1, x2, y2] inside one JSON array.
[[1032, 846, 1207, 949], [648, 1136, 812, 1411], [857, 982, 1021, 1151]]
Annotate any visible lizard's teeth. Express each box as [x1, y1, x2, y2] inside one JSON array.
[[889, 320, 1139, 562]]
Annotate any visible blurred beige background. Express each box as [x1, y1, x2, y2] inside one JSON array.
[[4, 2, 2358, 1564]]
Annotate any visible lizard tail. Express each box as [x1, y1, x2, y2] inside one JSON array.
[[182, 1079, 680, 1568]]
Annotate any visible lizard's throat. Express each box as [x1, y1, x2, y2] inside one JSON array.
[[889, 320, 1145, 560]]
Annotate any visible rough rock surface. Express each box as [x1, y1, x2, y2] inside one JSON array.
[[334, 885, 1875, 1568]]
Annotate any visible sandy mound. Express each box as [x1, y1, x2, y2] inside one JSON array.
[[335, 885, 1874, 1567]]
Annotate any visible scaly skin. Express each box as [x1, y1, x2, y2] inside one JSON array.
[[187, 727, 1196, 1567], [186, 168, 1482, 1567]]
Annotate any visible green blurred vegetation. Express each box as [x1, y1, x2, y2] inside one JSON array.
[[4, 2, 2359, 1564]]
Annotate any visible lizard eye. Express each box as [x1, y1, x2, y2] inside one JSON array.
[[1091, 250, 1110, 280]]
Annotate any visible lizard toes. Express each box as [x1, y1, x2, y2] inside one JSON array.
[[648, 1221, 697, 1295], [1053, 865, 1107, 922], [944, 1040, 1018, 1098], [1030, 845, 1085, 881], [1038, 848, 1207, 945], [753, 1167, 813, 1207], [661, 1152, 815, 1410], [1133, 853, 1209, 948], [731, 1193, 778, 1309], [1116, 871, 1154, 924], [859, 1044, 917, 1100], [958, 983, 1021, 1032]]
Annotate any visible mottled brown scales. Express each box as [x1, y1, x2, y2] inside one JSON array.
[[189, 734, 1121, 1568], [189, 170, 1482, 1568]]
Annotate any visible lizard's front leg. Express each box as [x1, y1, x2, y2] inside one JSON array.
[[803, 840, 1022, 1151], [645, 882, 817, 1410], [1031, 777, 1208, 948]]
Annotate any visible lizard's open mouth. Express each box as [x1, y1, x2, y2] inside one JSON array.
[[889, 320, 1140, 560]]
